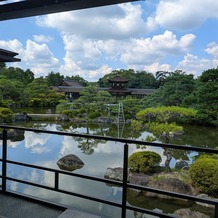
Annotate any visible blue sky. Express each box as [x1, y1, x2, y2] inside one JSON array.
[[1, 0, 218, 81]]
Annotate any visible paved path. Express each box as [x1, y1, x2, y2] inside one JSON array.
[[0, 193, 102, 218], [0, 193, 63, 218]]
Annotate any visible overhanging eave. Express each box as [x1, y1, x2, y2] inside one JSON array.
[[0, 0, 140, 21]]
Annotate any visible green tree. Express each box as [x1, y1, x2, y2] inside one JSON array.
[[155, 71, 171, 87], [0, 77, 20, 101], [141, 71, 195, 108], [94, 91, 114, 112], [74, 86, 98, 113], [133, 106, 197, 171], [66, 74, 89, 87], [97, 69, 156, 88], [0, 67, 34, 85], [193, 68, 218, 126], [0, 107, 14, 122], [46, 71, 64, 86], [189, 155, 218, 196], [121, 96, 141, 119], [24, 77, 64, 107]]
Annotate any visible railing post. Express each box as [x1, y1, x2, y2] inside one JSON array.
[[122, 143, 129, 218], [2, 129, 8, 192], [55, 171, 59, 190], [215, 203, 218, 218]]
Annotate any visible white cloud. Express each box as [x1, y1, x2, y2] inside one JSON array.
[[150, 0, 218, 30], [0, 39, 23, 54], [24, 131, 51, 153], [36, 3, 148, 39], [205, 42, 218, 58], [1, 1, 217, 80], [33, 34, 53, 43], [142, 63, 172, 74], [58, 34, 113, 81], [177, 53, 214, 77], [120, 31, 195, 65], [22, 40, 60, 76]]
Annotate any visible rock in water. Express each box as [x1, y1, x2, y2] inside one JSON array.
[[57, 154, 84, 171], [174, 208, 210, 218]]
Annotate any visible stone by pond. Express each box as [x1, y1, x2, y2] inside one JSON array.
[[0, 129, 25, 141], [57, 154, 84, 171], [104, 167, 215, 217]]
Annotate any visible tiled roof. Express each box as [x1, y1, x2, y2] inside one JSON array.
[[0, 48, 21, 62], [108, 76, 129, 83], [58, 80, 83, 87]]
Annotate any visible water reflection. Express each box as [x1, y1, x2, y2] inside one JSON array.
[[1, 122, 217, 217]]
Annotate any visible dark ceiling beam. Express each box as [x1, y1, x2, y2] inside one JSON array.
[[0, 0, 140, 21]]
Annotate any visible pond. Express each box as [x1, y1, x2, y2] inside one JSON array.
[[1, 121, 217, 217]]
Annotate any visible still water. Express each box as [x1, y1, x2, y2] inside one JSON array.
[[1, 121, 217, 217]]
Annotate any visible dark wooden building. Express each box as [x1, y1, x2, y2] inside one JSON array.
[[0, 48, 20, 63], [107, 76, 132, 97], [52, 80, 84, 100], [53, 76, 155, 100]]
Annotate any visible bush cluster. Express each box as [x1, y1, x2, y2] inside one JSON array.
[[128, 151, 161, 174], [62, 110, 79, 118], [88, 111, 101, 119], [189, 155, 218, 196], [0, 107, 14, 123]]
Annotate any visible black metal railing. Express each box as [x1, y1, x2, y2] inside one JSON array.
[[0, 125, 218, 218]]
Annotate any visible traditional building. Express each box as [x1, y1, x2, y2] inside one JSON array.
[[52, 80, 84, 101], [0, 48, 21, 62], [52, 76, 156, 100], [107, 76, 132, 97]]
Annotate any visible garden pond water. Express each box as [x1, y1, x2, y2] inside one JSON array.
[[0, 121, 217, 217]]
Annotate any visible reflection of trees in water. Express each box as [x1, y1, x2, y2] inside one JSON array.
[[14, 121, 217, 159], [77, 139, 97, 155], [170, 124, 218, 148]]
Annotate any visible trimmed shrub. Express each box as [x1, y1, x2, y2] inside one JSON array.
[[0, 107, 14, 123], [128, 151, 161, 174], [62, 110, 79, 118], [189, 156, 218, 196], [88, 111, 101, 119]]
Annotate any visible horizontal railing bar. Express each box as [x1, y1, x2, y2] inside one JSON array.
[[127, 183, 218, 205], [6, 159, 123, 187], [6, 175, 218, 213], [8, 160, 218, 205], [0, 125, 217, 153], [5, 176, 122, 208], [1, 125, 218, 218], [4, 177, 178, 218]]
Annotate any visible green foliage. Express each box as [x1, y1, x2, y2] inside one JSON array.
[[121, 96, 142, 117], [149, 122, 183, 136], [136, 106, 197, 124], [194, 68, 218, 126], [66, 74, 89, 87], [46, 71, 64, 86], [97, 69, 156, 88], [62, 110, 79, 118], [131, 120, 143, 131], [189, 155, 218, 196], [56, 100, 71, 113], [128, 151, 161, 174], [145, 135, 157, 142], [0, 67, 34, 86], [88, 111, 101, 119], [0, 107, 14, 123]]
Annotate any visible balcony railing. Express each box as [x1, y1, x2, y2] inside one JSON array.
[[0, 125, 218, 218]]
